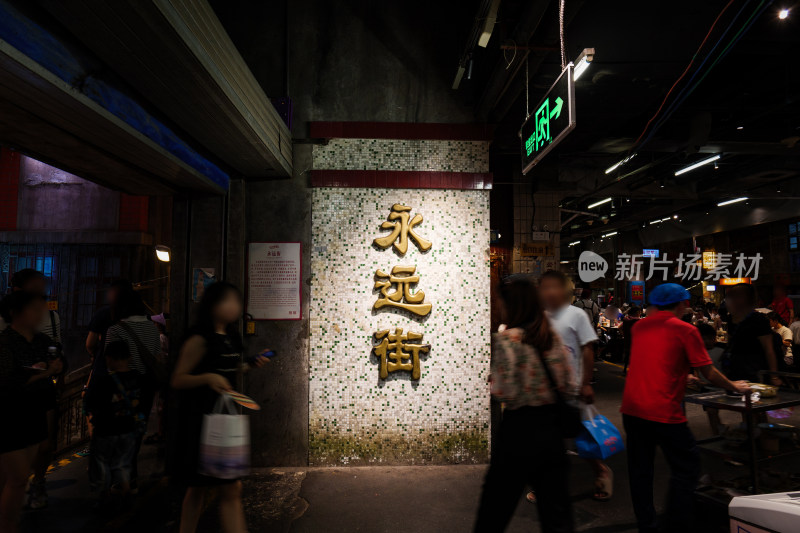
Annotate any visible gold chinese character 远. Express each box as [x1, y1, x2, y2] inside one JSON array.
[[373, 327, 431, 380], [373, 204, 432, 255], [373, 266, 432, 317]]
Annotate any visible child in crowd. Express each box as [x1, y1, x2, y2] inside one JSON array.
[[83, 340, 145, 508]]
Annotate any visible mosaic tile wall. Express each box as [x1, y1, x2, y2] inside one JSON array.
[[310, 188, 491, 465], [312, 139, 489, 173]]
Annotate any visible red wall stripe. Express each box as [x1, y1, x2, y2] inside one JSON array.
[[0, 147, 21, 230], [118, 194, 149, 231], [310, 170, 492, 190], [310, 122, 494, 141]]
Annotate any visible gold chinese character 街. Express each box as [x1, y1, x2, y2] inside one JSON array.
[[373, 266, 432, 317], [373, 204, 432, 255], [373, 328, 431, 380]]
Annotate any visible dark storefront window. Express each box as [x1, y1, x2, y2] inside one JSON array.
[[1, 242, 149, 373]]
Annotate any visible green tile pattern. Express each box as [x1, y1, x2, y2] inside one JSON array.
[[310, 188, 491, 465], [312, 139, 490, 173]]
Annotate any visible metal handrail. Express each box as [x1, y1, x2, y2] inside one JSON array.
[[55, 365, 92, 453]]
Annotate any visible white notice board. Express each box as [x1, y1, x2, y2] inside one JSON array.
[[247, 242, 302, 320]]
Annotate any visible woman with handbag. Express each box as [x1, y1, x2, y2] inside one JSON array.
[[474, 275, 575, 533], [171, 282, 269, 533]]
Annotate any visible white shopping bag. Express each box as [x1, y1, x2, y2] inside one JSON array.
[[199, 394, 250, 479]]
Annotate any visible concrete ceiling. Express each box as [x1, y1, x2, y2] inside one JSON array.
[[455, 0, 800, 247]]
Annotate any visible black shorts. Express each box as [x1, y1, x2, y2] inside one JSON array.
[[0, 407, 47, 454]]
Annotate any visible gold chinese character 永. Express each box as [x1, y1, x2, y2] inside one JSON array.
[[373, 266, 432, 317], [373, 204, 432, 255], [373, 327, 431, 380]]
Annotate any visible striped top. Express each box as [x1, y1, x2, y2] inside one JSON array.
[[104, 316, 161, 375], [0, 310, 61, 344]]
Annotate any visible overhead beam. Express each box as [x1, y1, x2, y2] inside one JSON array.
[[39, 0, 293, 178], [0, 0, 228, 194]]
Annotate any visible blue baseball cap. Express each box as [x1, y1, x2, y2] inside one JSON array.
[[648, 283, 691, 306]]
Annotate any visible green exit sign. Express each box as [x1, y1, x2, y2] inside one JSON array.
[[519, 64, 576, 174]]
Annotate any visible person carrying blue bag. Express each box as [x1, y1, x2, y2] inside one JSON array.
[[532, 271, 614, 502], [575, 405, 624, 460]]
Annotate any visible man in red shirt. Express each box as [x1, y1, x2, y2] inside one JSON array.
[[770, 285, 794, 326], [622, 283, 750, 533]]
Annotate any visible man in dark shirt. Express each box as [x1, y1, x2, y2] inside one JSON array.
[[724, 283, 781, 385], [85, 279, 133, 362]]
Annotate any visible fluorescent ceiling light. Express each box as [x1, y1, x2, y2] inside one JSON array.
[[717, 197, 748, 207], [572, 48, 595, 81], [602, 231, 618, 238], [604, 153, 636, 175], [478, 0, 501, 47], [587, 197, 612, 209], [568, 241, 580, 247], [649, 220, 661, 225], [674, 154, 721, 176], [452, 65, 465, 90], [779, 8, 789, 19]]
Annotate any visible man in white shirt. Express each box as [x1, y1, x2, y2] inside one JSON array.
[[768, 312, 794, 366], [790, 318, 800, 366], [534, 270, 613, 501]]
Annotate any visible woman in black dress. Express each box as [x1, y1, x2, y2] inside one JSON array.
[[171, 282, 269, 533]]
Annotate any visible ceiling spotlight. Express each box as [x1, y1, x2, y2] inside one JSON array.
[[588, 197, 612, 209], [672, 214, 678, 219], [155, 245, 171, 263], [717, 197, 748, 207], [714, 161, 719, 170], [560, 260, 570, 264], [659, 182, 665, 188], [572, 48, 595, 81], [675, 154, 721, 176], [736, 126, 744, 130], [779, 8, 789, 19]]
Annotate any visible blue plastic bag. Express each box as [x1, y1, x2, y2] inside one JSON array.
[[575, 406, 625, 460]]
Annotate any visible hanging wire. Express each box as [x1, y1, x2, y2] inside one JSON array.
[[559, 0, 567, 69], [640, 0, 767, 149], [525, 56, 530, 117], [504, 39, 517, 70], [628, 0, 738, 151]]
